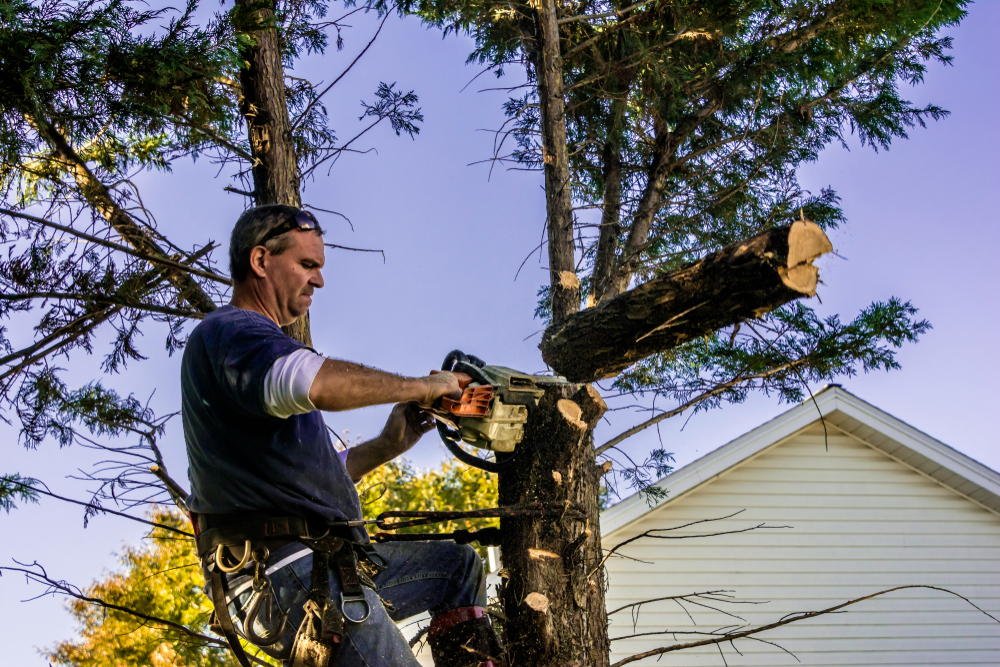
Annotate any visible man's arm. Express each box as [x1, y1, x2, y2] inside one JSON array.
[[308, 359, 463, 411], [343, 403, 435, 482]]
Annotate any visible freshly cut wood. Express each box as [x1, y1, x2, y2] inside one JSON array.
[[499, 383, 610, 667], [540, 221, 833, 382]]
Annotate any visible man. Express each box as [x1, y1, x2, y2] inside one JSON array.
[[182, 205, 500, 667]]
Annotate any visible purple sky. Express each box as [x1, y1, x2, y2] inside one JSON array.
[[3, 3, 999, 663]]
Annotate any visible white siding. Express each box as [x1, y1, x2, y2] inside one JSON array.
[[604, 424, 1000, 666]]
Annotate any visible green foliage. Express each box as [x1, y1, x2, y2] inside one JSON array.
[[392, 0, 959, 502], [0, 0, 240, 200], [0, 472, 37, 512], [360, 457, 498, 558], [45, 509, 257, 667], [614, 298, 931, 406]]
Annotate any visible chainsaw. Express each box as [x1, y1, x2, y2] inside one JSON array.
[[428, 350, 567, 472]]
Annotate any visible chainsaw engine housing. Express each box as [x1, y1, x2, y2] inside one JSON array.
[[442, 365, 567, 452]]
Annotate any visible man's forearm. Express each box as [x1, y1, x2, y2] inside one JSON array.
[[344, 435, 405, 482], [309, 359, 430, 411]]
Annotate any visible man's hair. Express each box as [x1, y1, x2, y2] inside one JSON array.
[[229, 204, 324, 282]]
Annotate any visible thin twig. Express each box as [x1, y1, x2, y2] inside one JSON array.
[[610, 585, 1000, 666], [0, 208, 231, 285], [8, 481, 193, 537]]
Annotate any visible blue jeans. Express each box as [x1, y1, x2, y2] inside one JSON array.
[[225, 541, 487, 667]]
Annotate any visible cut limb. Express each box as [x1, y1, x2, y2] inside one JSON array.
[[540, 221, 832, 382]]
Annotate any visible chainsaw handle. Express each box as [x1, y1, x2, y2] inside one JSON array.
[[429, 369, 473, 389]]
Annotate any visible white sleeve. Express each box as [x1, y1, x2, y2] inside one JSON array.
[[262, 348, 326, 419]]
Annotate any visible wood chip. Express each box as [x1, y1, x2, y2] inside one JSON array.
[[557, 270, 581, 289], [552, 470, 562, 485], [528, 548, 560, 560], [524, 592, 550, 613], [557, 399, 586, 430]]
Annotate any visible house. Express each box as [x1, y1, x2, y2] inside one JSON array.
[[406, 386, 1000, 665], [602, 385, 1000, 666]]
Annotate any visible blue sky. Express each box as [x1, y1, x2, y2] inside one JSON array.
[[3, 2, 999, 663]]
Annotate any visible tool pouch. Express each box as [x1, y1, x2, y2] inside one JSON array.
[[288, 600, 340, 667], [288, 549, 349, 667]]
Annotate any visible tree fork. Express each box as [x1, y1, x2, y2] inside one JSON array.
[[498, 384, 610, 667], [534, 0, 579, 324], [541, 220, 834, 382]]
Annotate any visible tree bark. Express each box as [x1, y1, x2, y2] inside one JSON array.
[[541, 220, 833, 382], [499, 383, 610, 667], [534, 0, 579, 324], [234, 0, 312, 343], [590, 97, 624, 305], [235, 0, 301, 209]]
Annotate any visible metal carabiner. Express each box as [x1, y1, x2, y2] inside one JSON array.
[[215, 541, 252, 573], [339, 591, 371, 623], [244, 577, 289, 646]]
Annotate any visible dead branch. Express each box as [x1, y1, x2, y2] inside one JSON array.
[[0, 563, 271, 667], [7, 481, 193, 537], [607, 590, 764, 618], [591, 511, 788, 578], [323, 242, 385, 263], [290, 6, 395, 131], [0, 291, 204, 319], [0, 207, 231, 286], [610, 585, 1000, 667]]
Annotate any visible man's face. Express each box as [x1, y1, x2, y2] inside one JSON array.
[[263, 230, 325, 325]]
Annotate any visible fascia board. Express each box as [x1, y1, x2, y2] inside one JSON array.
[[600, 387, 840, 538], [830, 389, 1000, 499]]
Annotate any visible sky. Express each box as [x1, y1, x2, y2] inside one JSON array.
[[3, 2, 999, 664]]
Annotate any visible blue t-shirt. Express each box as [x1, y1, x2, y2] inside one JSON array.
[[181, 305, 365, 538]]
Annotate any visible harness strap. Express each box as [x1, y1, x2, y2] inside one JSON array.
[[209, 567, 255, 667], [195, 515, 315, 556]]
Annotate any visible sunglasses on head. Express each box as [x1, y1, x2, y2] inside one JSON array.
[[257, 210, 321, 246]]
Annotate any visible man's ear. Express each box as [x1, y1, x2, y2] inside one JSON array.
[[248, 246, 268, 279]]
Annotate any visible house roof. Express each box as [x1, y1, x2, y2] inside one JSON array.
[[601, 385, 1000, 536]]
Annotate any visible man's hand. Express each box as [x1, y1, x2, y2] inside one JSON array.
[[382, 402, 436, 454], [419, 371, 472, 407], [343, 402, 438, 482]]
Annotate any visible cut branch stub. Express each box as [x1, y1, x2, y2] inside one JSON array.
[[540, 221, 833, 382]]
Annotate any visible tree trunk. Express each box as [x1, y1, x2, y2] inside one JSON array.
[[498, 383, 610, 667], [541, 220, 833, 382], [233, 0, 311, 343], [235, 0, 301, 209], [534, 0, 579, 324]]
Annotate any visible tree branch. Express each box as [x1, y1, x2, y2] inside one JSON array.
[[0, 291, 205, 319], [0, 207, 231, 286], [0, 563, 272, 666], [7, 481, 193, 537], [610, 585, 1000, 667], [541, 221, 832, 382]]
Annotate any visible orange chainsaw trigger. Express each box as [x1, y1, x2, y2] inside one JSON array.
[[440, 385, 493, 418], [429, 369, 474, 389]]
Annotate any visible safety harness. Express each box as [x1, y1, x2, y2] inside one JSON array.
[[194, 512, 375, 667], [196, 502, 585, 667]]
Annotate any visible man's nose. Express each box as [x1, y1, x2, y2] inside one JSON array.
[[312, 270, 324, 289]]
